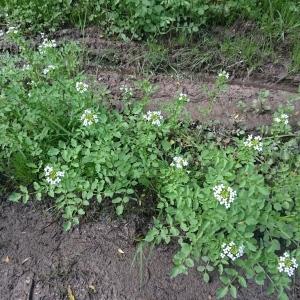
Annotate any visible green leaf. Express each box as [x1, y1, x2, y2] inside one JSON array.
[[220, 275, 230, 285], [47, 147, 60, 156], [144, 228, 158, 242], [230, 285, 237, 298], [203, 272, 209, 283], [8, 192, 22, 202], [216, 286, 228, 299], [278, 291, 289, 300], [63, 221, 72, 231], [197, 265, 205, 272], [20, 185, 28, 193], [185, 258, 194, 268], [255, 272, 265, 285], [171, 265, 187, 277], [170, 227, 179, 236], [245, 216, 257, 225], [78, 208, 85, 215], [112, 197, 122, 203], [238, 276, 247, 288], [206, 265, 214, 272], [257, 186, 269, 196], [116, 204, 124, 215]]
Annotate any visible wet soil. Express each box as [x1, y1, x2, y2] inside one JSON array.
[[53, 27, 300, 130], [1, 201, 299, 300], [0, 27, 299, 130]]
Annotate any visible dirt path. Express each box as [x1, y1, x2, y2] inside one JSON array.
[[92, 69, 300, 130], [1, 27, 299, 130], [53, 27, 300, 130], [2, 201, 297, 300]]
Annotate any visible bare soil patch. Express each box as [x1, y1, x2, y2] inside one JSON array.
[[2, 201, 297, 300]]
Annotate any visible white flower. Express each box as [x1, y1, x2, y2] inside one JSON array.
[[170, 156, 188, 169], [244, 135, 263, 152], [7, 26, 18, 35], [22, 64, 31, 71], [0, 30, 4, 37], [44, 165, 64, 185], [76, 81, 88, 93], [218, 70, 229, 80], [29, 80, 37, 87], [221, 242, 244, 261], [178, 93, 190, 102], [120, 84, 133, 97], [80, 109, 98, 126], [143, 111, 163, 126], [213, 184, 237, 209], [274, 113, 289, 125], [39, 37, 57, 53], [43, 65, 56, 75], [278, 252, 298, 277]]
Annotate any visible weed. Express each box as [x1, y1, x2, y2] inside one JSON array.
[[1, 30, 299, 300], [251, 90, 272, 114], [290, 42, 300, 74]]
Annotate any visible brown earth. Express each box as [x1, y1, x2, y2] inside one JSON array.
[[54, 27, 300, 130], [1, 201, 299, 300], [0, 27, 299, 130]]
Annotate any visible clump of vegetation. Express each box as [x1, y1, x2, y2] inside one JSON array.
[[0, 30, 299, 300], [2, 0, 300, 42]]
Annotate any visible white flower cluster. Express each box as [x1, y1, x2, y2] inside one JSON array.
[[22, 64, 31, 71], [220, 242, 244, 261], [76, 81, 88, 93], [39, 36, 57, 53], [44, 165, 64, 185], [170, 156, 188, 169], [43, 65, 56, 75], [218, 70, 229, 80], [120, 84, 133, 97], [80, 109, 98, 126], [244, 135, 263, 152], [278, 252, 298, 277], [178, 93, 190, 102], [213, 184, 237, 209], [143, 111, 163, 126], [0, 30, 4, 37], [7, 26, 18, 35], [274, 113, 289, 125]]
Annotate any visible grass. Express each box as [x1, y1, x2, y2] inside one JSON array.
[[220, 37, 275, 73], [291, 42, 300, 74], [260, 0, 300, 42]]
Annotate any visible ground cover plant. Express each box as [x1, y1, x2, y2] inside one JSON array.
[[2, 1, 300, 78], [2, 0, 299, 41], [0, 30, 299, 299]]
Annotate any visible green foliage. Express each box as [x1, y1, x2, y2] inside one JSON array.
[[220, 37, 274, 71], [260, 0, 300, 41], [1, 32, 299, 299], [291, 42, 300, 73], [3, 0, 299, 42]]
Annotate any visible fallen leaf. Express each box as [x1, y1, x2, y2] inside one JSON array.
[[118, 248, 125, 254], [67, 286, 75, 300], [88, 284, 96, 293], [2, 256, 10, 263]]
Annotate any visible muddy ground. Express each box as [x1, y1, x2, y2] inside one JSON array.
[[1, 201, 299, 300], [0, 27, 299, 130], [57, 27, 300, 130]]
